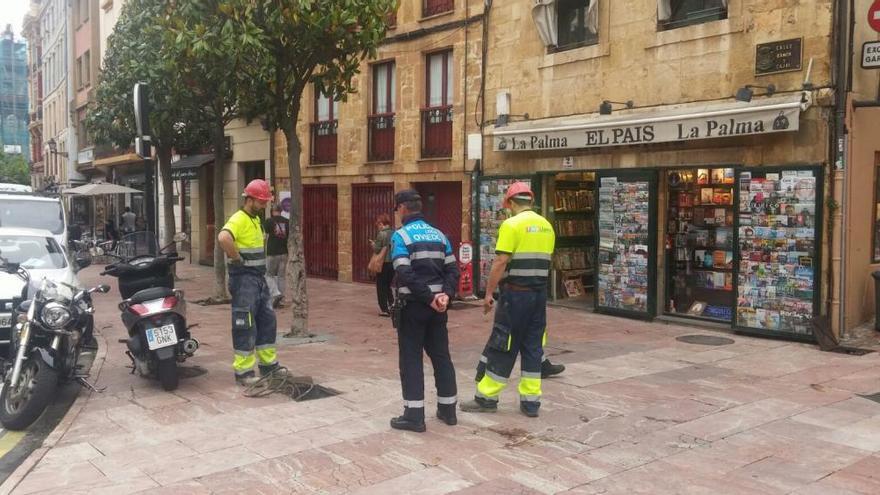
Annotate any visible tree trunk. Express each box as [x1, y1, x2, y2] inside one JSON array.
[[284, 125, 308, 336], [212, 125, 229, 300], [157, 144, 177, 277]]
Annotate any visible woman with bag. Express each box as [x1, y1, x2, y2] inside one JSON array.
[[369, 214, 395, 316]]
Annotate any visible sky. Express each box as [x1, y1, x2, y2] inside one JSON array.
[[0, 0, 32, 38]]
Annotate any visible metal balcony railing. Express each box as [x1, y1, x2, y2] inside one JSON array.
[[310, 120, 338, 165], [420, 106, 452, 159], [367, 113, 395, 162], [423, 0, 453, 17]]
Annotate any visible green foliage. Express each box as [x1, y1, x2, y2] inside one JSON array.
[[0, 151, 30, 185], [224, 0, 397, 132], [86, 0, 211, 152]]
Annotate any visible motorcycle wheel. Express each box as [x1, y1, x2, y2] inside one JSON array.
[[156, 357, 178, 391], [0, 358, 59, 430]]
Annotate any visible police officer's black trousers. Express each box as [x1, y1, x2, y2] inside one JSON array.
[[397, 301, 458, 421]]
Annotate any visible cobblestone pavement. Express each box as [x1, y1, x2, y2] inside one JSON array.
[[3, 261, 880, 494]]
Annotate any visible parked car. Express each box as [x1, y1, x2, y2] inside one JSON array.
[[0, 192, 68, 249], [0, 228, 89, 354]]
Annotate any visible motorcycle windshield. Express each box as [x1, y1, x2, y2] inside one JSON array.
[[118, 232, 159, 259]]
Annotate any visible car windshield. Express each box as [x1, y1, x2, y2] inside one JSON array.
[[0, 235, 67, 269], [0, 199, 64, 234]]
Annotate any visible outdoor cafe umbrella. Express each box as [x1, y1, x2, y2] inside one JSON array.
[[61, 182, 142, 196], [61, 182, 144, 240]]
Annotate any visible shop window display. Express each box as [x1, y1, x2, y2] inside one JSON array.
[[736, 168, 820, 337], [549, 174, 595, 304], [596, 173, 655, 316], [477, 177, 534, 295], [665, 167, 735, 322]]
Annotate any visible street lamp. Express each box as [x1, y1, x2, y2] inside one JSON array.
[[46, 138, 64, 156]]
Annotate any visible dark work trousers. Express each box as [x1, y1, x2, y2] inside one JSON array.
[[474, 288, 547, 406], [229, 270, 278, 376], [376, 262, 395, 313], [397, 301, 458, 421]]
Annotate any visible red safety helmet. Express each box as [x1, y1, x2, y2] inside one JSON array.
[[503, 181, 534, 208], [243, 179, 273, 202]]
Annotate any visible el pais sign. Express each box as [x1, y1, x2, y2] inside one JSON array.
[[492, 105, 802, 152]]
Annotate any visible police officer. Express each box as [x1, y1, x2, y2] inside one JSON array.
[[460, 182, 555, 417], [389, 189, 460, 432], [217, 179, 282, 386]]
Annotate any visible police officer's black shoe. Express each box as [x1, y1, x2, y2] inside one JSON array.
[[390, 415, 427, 432], [541, 359, 565, 378], [520, 402, 540, 418], [437, 404, 457, 425]]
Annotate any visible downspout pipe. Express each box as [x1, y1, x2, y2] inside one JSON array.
[[830, 0, 850, 338]]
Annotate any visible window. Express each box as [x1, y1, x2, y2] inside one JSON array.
[[310, 87, 338, 165], [78, 0, 89, 25], [369, 62, 396, 161], [423, 0, 453, 17], [421, 50, 453, 158], [556, 0, 598, 50], [82, 50, 91, 87], [659, 0, 727, 30]]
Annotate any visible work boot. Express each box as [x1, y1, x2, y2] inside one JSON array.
[[459, 397, 498, 413], [520, 402, 540, 418], [391, 407, 426, 432], [437, 404, 457, 426], [541, 359, 565, 378], [235, 371, 260, 387], [259, 363, 284, 377]]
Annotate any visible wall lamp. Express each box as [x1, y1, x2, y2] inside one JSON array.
[[494, 90, 529, 127], [734, 84, 776, 102], [599, 100, 634, 115], [46, 138, 65, 156]]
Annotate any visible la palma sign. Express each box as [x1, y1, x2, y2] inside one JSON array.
[[493, 101, 802, 152]]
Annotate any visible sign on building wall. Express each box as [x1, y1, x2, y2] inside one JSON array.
[[862, 41, 880, 69], [755, 38, 803, 76], [492, 99, 805, 152]]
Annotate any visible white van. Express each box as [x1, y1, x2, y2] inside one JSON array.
[[0, 183, 33, 193], [0, 192, 68, 248]]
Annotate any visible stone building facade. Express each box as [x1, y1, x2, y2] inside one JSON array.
[[207, 0, 482, 283], [477, 0, 840, 339]]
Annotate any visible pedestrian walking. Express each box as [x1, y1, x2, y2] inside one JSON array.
[[121, 206, 137, 234], [217, 179, 283, 386], [264, 205, 289, 308], [389, 189, 460, 432], [371, 214, 394, 316], [460, 182, 555, 418]]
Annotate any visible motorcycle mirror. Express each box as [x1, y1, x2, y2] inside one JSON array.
[[97, 284, 111, 293], [173, 232, 188, 242], [75, 255, 92, 270]]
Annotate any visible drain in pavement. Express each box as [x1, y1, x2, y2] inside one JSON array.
[[857, 392, 880, 404], [298, 385, 341, 401], [676, 334, 735, 346], [827, 346, 875, 356]]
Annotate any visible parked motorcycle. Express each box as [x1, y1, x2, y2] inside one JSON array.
[[100, 232, 197, 391], [0, 258, 109, 430]]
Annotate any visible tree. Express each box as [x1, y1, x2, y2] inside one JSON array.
[[0, 151, 29, 185], [86, 0, 210, 251], [162, 0, 252, 300], [226, 0, 396, 335]]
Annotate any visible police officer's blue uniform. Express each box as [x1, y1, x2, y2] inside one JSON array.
[[389, 189, 460, 432]]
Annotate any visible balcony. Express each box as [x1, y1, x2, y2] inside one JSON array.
[[367, 113, 395, 162], [420, 106, 452, 159], [423, 0, 453, 17], [309, 120, 338, 165]]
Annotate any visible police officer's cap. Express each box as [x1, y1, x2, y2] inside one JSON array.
[[394, 189, 422, 207]]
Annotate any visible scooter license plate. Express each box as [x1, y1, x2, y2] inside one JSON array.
[[145, 324, 178, 350], [0, 314, 11, 328]]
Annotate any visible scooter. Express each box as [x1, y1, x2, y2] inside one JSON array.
[[100, 232, 198, 391]]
